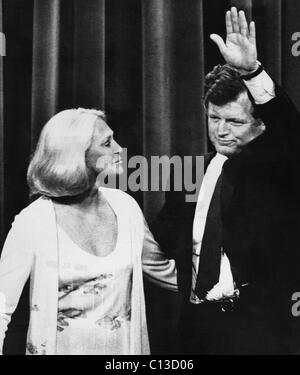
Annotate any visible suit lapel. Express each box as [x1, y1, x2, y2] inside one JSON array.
[[221, 154, 243, 218], [204, 152, 216, 172]]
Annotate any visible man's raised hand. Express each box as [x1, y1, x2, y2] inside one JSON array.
[[210, 7, 258, 74]]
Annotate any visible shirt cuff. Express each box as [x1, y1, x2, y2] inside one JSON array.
[[243, 68, 275, 105]]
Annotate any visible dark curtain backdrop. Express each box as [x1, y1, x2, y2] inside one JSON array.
[[0, 0, 300, 354]]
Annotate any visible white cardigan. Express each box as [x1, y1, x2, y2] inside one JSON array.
[[0, 188, 177, 355]]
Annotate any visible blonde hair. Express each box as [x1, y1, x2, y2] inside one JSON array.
[[27, 108, 106, 197]]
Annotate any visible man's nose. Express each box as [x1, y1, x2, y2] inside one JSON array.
[[217, 120, 230, 136]]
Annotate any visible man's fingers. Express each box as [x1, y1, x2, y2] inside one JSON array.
[[249, 21, 256, 44], [210, 34, 227, 54], [225, 10, 233, 34], [239, 10, 249, 37], [231, 7, 239, 33]]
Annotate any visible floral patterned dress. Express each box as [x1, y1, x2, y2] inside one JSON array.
[[56, 217, 133, 355]]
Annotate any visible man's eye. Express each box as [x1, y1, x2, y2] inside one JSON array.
[[210, 116, 219, 121], [104, 141, 112, 147], [229, 121, 243, 127]]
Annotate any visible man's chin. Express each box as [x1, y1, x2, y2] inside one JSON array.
[[214, 144, 238, 157]]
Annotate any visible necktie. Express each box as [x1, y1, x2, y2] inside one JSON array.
[[194, 173, 223, 299]]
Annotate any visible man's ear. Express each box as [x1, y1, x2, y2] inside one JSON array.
[[255, 119, 266, 132], [202, 100, 209, 115]]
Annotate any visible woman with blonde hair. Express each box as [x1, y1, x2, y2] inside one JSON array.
[[0, 108, 177, 355]]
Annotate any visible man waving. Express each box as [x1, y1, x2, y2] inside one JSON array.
[[152, 7, 300, 354]]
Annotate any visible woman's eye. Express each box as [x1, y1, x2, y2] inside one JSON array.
[[104, 141, 112, 147]]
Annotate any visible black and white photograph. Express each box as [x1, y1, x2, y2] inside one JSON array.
[[0, 0, 300, 359]]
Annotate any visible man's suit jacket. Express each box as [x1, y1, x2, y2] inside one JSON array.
[[151, 85, 300, 354]]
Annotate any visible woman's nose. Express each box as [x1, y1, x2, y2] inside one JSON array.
[[113, 140, 123, 153]]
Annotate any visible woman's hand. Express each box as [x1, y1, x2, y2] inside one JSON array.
[[210, 7, 258, 75]]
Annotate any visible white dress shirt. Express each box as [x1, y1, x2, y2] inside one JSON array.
[[190, 153, 234, 304], [190, 68, 275, 304]]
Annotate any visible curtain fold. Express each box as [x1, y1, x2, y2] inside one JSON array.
[[142, 0, 174, 221], [252, 0, 282, 83], [282, 0, 300, 107], [2, 0, 33, 241], [73, 0, 105, 109], [31, 0, 106, 148], [142, 0, 207, 222], [31, 0, 60, 147]]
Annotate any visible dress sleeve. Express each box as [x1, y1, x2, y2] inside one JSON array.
[[141, 217, 178, 292], [0, 215, 34, 354]]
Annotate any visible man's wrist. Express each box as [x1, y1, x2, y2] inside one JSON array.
[[240, 62, 264, 81], [237, 62, 260, 77], [241, 64, 275, 105]]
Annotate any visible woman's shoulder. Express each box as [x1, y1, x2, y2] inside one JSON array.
[[12, 196, 51, 224]]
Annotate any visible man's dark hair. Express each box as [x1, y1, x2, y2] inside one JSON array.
[[204, 64, 259, 118]]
